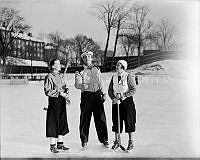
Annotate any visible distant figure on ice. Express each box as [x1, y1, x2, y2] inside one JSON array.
[[74, 51, 109, 149], [108, 60, 137, 152], [44, 58, 70, 153]]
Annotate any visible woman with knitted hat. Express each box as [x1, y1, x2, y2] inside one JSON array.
[[108, 60, 137, 152]]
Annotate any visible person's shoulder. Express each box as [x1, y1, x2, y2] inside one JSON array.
[[45, 73, 51, 77], [93, 65, 101, 73], [94, 65, 100, 70], [44, 73, 52, 81], [126, 72, 135, 79]]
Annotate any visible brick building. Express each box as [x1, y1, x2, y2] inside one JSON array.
[[10, 33, 45, 61]]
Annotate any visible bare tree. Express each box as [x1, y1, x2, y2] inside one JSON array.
[[156, 17, 176, 51], [47, 31, 64, 57], [63, 38, 76, 66], [91, 0, 119, 67], [112, 0, 132, 58], [129, 3, 153, 66], [37, 32, 48, 42], [73, 34, 101, 66], [0, 7, 31, 73], [118, 32, 137, 56]]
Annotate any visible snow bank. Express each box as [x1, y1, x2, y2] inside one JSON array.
[[131, 59, 191, 77], [128, 59, 191, 85]]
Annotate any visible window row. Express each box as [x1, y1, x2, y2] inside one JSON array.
[[12, 51, 44, 59], [14, 40, 44, 48]]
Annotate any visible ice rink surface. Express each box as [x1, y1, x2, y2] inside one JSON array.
[[1, 63, 200, 158]]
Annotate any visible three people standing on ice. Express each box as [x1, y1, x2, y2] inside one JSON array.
[[44, 51, 136, 152]]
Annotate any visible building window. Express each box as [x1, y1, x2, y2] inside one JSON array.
[[21, 41, 24, 46], [13, 50, 17, 56], [18, 51, 21, 56]]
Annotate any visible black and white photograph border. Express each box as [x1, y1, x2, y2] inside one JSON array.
[[0, 0, 199, 159]]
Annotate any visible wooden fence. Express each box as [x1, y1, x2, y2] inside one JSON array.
[[105, 51, 185, 71], [1, 51, 185, 77]]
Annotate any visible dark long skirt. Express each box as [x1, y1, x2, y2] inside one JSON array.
[[112, 96, 136, 133], [46, 96, 69, 138]]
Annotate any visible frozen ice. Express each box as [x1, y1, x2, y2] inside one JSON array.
[[0, 60, 199, 158]]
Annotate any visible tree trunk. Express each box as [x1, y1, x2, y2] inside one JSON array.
[[137, 46, 140, 67], [111, 20, 121, 70], [137, 36, 141, 67], [1, 48, 7, 74], [103, 27, 111, 71], [2, 56, 6, 75]]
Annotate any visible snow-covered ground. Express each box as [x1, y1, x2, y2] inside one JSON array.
[[0, 59, 199, 158]]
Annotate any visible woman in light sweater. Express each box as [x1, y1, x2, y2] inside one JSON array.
[[108, 60, 136, 152], [44, 58, 70, 153]]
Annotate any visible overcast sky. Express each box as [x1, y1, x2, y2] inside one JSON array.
[[0, 0, 199, 49]]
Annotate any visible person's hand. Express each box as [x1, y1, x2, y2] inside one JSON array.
[[75, 71, 82, 84], [75, 71, 80, 78], [60, 92, 67, 98], [43, 107, 48, 111], [64, 87, 69, 94], [65, 97, 71, 105], [82, 83, 89, 89], [116, 93, 122, 100], [112, 98, 118, 104], [102, 94, 106, 102]]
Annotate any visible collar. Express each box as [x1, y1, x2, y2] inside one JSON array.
[[83, 64, 94, 70], [117, 70, 126, 76], [51, 71, 60, 76]]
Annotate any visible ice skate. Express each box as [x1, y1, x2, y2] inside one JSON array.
[[57, 143, 70, 151], [126, 140, 134, 153], [50, 145, 59, 153], [102, 141, 109, 148], [111, 140, 120, 150], [81, 142, 87, 150]]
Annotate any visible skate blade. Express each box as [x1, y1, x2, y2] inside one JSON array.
[[57, 149, 70, 153], [81, 147, 87, 151], [103, 145, 110, 149], [120, 145, 126, 152], [126, 149, 133, 153]]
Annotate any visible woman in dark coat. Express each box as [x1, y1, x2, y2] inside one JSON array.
[[44, 58, 70, 153]]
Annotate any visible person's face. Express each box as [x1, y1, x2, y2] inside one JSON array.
[[52, 60, 61, 71], [82, 54, 92, 66], [116, 62, 124, 73]]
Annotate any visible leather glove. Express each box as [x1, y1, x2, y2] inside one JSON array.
[[116, 93, 122, 100], [112, 98, 118, 104]]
